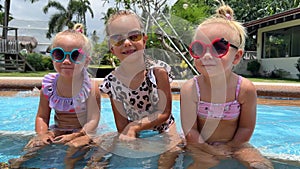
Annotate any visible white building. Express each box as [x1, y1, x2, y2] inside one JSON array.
[[244, 8, 300, 79]]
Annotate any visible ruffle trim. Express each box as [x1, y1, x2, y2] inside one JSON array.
[[42, 68, 91, 112], [146, 59, 173, 85]]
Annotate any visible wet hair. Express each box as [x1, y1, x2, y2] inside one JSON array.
[[197, 2, 247, 49], [51, 28, 92, 66], [105, 9, 144, 36]]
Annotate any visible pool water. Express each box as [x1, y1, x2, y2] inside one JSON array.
[[0, 93, 300, 168]]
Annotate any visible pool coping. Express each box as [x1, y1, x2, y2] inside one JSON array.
[[0, 77, 300, 98]]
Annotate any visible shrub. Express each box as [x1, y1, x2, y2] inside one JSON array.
[[247, 59, 261, 77], [295, 58, 300, 79], [42, 56, 54, 70], [26, 53, 45, 71], [270, 68, 290, 79]]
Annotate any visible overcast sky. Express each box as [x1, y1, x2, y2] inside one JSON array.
[[5, 0, 177, 36], [7, 0, 111, 37]]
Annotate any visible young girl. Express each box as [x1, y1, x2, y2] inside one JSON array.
[[92, 10, 181, 168], [180, 3, 273, 169], [9, 28, 101, 169]]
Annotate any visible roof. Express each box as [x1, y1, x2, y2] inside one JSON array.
[[7, 35, 38, 48], [244, 7, 300, 34]]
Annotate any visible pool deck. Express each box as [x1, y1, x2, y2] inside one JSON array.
[[1, 77, 300, 106]]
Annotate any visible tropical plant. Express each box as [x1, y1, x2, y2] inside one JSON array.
[[43, 0, 94, 38], [295, 58, 300, 79], [247, 60, 261, 77]]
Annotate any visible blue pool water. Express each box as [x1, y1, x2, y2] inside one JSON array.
[[0, 92, 300, 168]]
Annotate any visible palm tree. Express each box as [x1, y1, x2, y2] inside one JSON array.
[[43, 0, 94, 38]]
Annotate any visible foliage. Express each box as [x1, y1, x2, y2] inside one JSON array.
[[270, 68, 290, 79], [0, 3, 13, 25], [295, 58, 300, 79], [42, 0, 94, 38], [295, 58, 300, 72], [100, 53, 120, 67], [25, 53, 54, 71], [42, 56, 54, 70], [171, 0, 210, 25], [247, 59, 261, 76], [25, 53, 46, 71]]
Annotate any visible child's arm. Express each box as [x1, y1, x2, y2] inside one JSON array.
[[111, 98, 130, 133], [227, 78, 257, 148], [120, 68, 173, 138], [180, 78, 202, 143], [82, 79, 101, 135], [33, 90, 53, 144]]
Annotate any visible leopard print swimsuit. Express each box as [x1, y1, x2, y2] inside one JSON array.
[[100, 60, 174, 133]]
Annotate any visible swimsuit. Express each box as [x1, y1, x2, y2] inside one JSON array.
[[194, 76, 242, 120], [100, 59, 174, 133], [41, 68, 91, 131]]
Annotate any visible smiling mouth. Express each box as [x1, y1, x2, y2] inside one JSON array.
[[122, 49, 136, 55]]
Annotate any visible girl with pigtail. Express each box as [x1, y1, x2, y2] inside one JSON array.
[[180, 2, 273, 169]]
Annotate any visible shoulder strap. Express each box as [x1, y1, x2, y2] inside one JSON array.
[[235, 75, 242, 99], [193, 76, 201, 100]]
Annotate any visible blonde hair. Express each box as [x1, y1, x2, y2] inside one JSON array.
[[105, 10, 144, 36], [52, 29, 92, 66], [73, 23, 85, 34], [197, 2, 247, 49]]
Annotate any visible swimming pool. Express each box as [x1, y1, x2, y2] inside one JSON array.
[[0, 92, 300, 168]]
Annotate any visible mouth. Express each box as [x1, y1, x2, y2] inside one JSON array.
[[61, 67, 74, 69], [122, 49, 136, 55], [202, 64, 216, 67]]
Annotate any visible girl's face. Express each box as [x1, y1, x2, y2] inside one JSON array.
[[108, 15, 148, 62], [192, 23, 243, 77], [52, 35, 86, 78]]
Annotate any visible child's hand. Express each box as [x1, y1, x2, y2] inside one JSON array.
[[25, 132, 54, 149], [66, 135, 91, 148], [119, 125, 138, 141], [119, 132, 136, 141], [213, 143, 233, 160], [195, 142, 231, 156], [52, 134, 74, 144]]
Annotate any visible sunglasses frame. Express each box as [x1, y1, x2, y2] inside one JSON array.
[[50, 47, 86, 64], [189, 38, 238, 59], [109, 30, 144, 47]]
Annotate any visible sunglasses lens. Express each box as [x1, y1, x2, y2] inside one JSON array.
[[51, 48, 64, 61], [110, 34, 124, 46], [213, 40, 229, 57], [190, 42, 204, 58], [70, 50, 82, 62], [128, 31, 143, 42]]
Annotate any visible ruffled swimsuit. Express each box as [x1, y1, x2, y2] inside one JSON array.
[[42, 68, 91, 131], [195, 76, 242, 120], [100, 59, 175, 133]]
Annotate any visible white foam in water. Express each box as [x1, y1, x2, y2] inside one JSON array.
[[0, 130, 35, 136], [264, 152, 300, 162], [14, 87, 40, 97]]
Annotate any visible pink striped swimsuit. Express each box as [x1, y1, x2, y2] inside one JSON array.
[[195, 76, 242, 120]]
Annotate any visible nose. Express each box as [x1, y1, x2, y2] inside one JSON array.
[[123, 38, 133, 47], [201, 47, 213, 60], [62, 55, 72, 64]]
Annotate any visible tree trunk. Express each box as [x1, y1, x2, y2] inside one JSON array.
[[2, 0, 10, 39]]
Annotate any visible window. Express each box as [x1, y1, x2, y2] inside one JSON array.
[[262, 25, 300, 58]]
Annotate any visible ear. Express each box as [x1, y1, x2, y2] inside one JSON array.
[[84, 56, 91, 67], [232, 49, 243, 65], [143, 34, 148, 45], [110, 46, 115, 55]]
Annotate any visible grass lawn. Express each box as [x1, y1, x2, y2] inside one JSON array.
[[0, 70, 299, 83]]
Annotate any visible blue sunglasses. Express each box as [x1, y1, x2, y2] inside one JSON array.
[[50, 47, 86, 64]]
